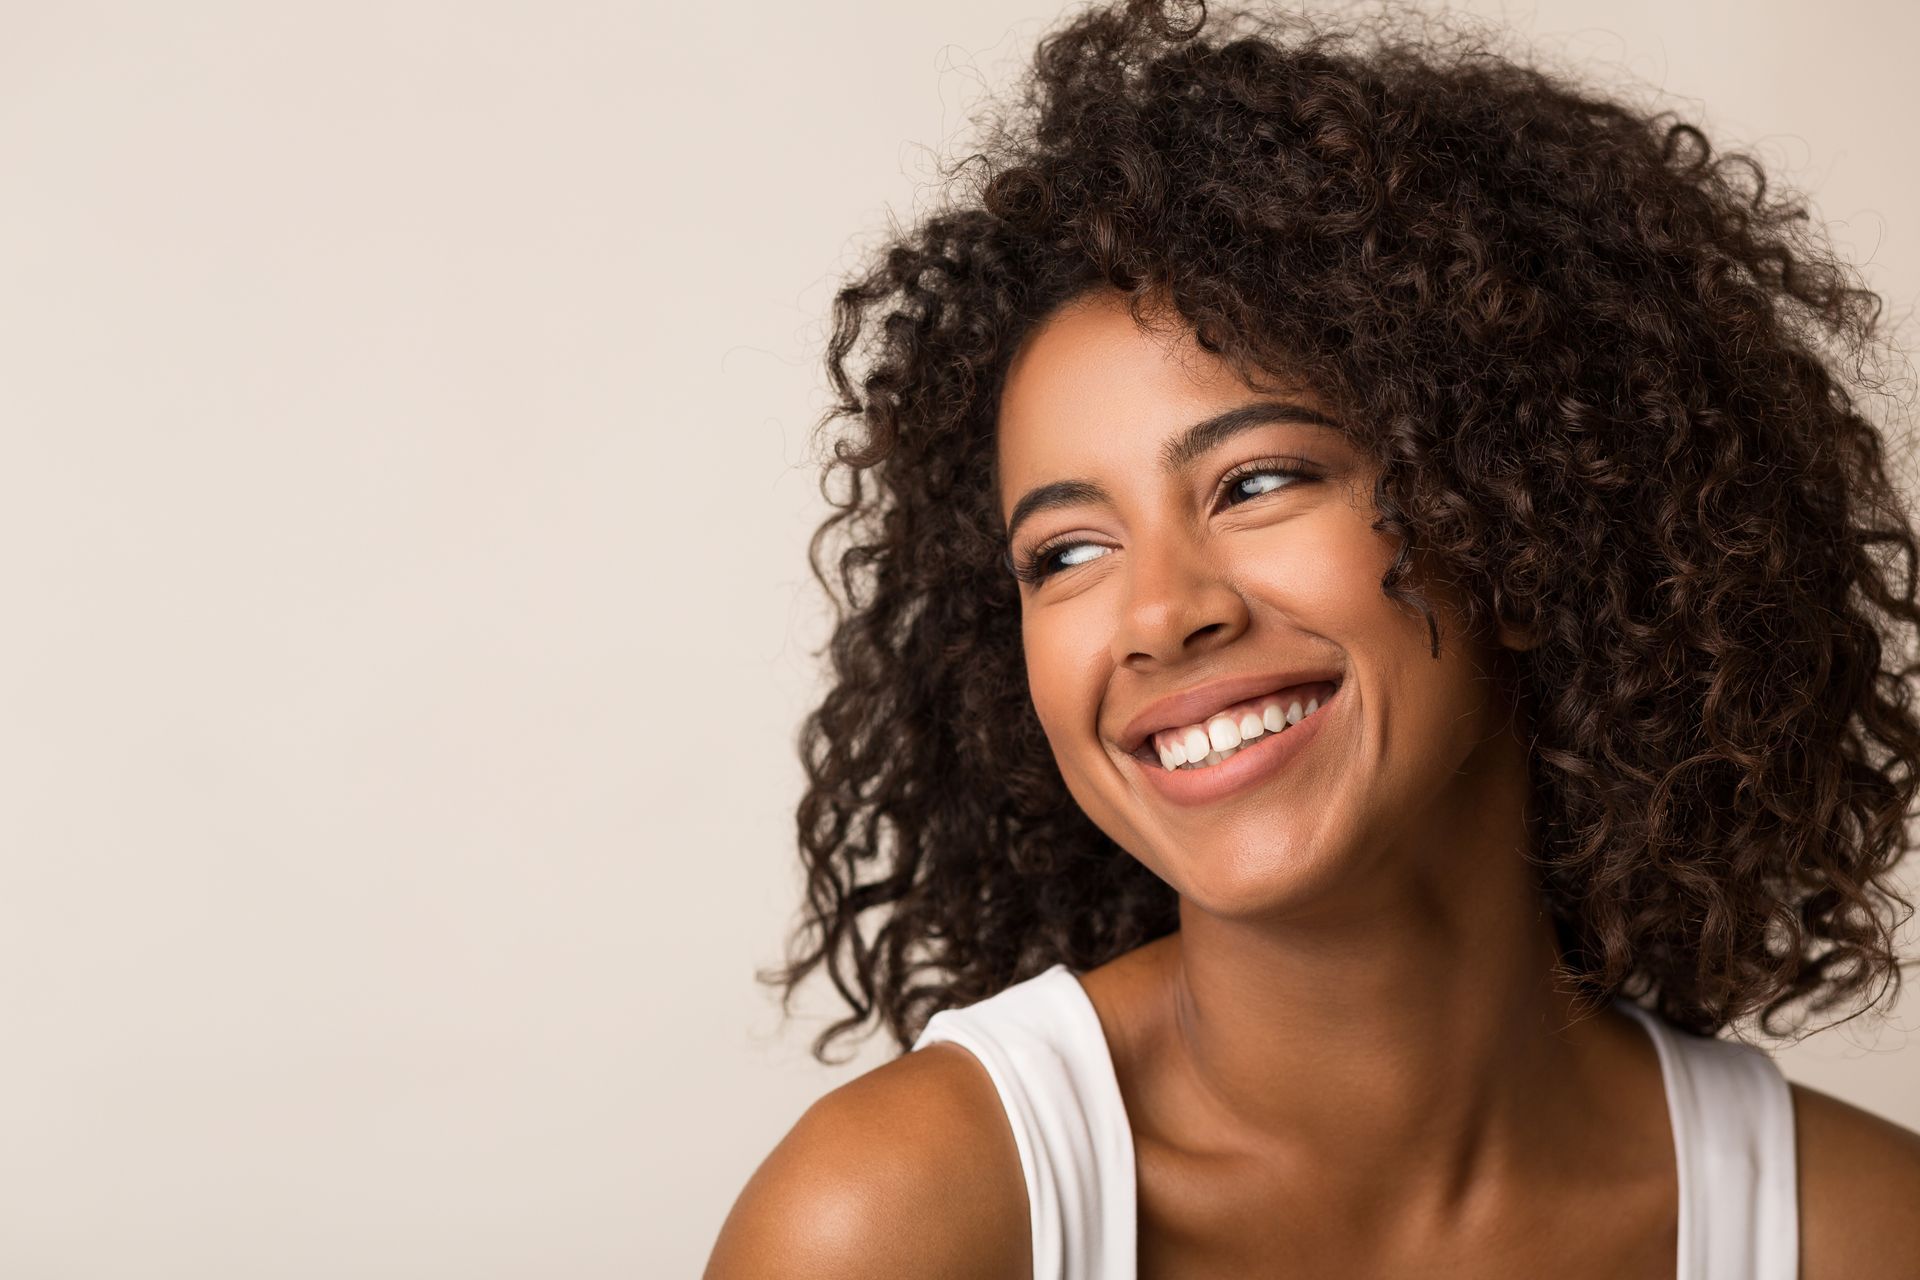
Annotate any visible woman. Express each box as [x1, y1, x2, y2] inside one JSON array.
[[708, 1, 1920, 1275]]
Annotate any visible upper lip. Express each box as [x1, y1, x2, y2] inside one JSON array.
[[1115, 668, 1344, 755]]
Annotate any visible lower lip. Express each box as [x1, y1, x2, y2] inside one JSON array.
[[1127, 686, 1341, 807]]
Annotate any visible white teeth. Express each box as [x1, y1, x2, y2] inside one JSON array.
[[1149, 685, 1337, 771], [1181, 726, 1211, 762]]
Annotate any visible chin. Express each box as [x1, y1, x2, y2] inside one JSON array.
[[1155, 830, 1349, 923]]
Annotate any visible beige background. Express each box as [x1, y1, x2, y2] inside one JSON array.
[[1, 1, 1914, 1275]]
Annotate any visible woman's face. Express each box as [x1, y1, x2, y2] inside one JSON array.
[[996, 288, 1519, 920]]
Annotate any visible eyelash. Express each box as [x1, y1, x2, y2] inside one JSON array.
[[1010, 458, 1317, 585]]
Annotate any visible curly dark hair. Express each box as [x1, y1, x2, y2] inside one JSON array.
[[762, 0, 1920, 1060]]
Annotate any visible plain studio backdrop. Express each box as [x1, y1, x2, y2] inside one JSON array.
[[2, 1, 1915, 1275]]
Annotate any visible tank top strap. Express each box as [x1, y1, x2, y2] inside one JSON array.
[[1614, 998, 1800, 1280], [910, 963, 1138, 1279]]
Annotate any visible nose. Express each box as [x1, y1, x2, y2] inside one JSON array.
[[1112, 531, 1250, 668]]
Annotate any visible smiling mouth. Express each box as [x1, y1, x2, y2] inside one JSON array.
[[1128, 679, 1341, 772]]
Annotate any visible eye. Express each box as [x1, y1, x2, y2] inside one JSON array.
[[1220, 459, 1314, 506], [1013, 538, 1111, 584], [1009, 458, 1317, 586]]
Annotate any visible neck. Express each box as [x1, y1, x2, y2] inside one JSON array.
[[1150, 730, 1607, 1219]]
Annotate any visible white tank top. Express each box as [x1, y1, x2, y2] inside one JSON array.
[[911, 962, 1799, 1279]]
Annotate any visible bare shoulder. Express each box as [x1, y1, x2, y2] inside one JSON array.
[[1791, 1080, 1920, 1280], [703, 1040, 1030, 1279]]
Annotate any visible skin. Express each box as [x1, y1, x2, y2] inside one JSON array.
[[706, 286, 1920, 1278]]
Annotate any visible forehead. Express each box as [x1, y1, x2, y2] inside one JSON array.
[[995, 291, 1324, 508]]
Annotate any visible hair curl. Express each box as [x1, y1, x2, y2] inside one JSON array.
[[763, 0, 1920, 1059]]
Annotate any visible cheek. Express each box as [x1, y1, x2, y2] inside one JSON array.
[[1020, 607, 1112, 761], [1019, 611, 1079, 742], [1236, 505, 1396, 630]]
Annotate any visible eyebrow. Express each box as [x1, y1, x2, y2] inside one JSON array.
[[1002, 400, 1341, 546]]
